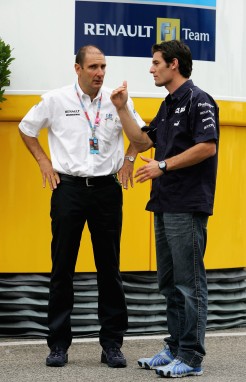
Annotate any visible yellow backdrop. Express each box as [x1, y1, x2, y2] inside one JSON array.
[[0, 96, 246, 272]]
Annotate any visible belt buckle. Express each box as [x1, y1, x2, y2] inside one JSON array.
[[86, 177, 94, 187]]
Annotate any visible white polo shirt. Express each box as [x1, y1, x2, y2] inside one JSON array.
[[19, 81, 145, 177]]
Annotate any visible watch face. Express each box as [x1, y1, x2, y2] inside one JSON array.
[[125, 156, 135, 162], [159, 161, 166, 170]]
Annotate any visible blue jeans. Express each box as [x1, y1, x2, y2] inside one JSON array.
[[154, 212, 208, 367]]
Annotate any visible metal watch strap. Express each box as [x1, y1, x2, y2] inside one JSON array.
[[124, 156, 135, 163]]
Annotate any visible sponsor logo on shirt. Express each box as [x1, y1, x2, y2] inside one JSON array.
[[202, 117, 215, 123], [175, 106, 186, 114], [204, 123, 215, 130], [105, 113, 113, 120], [197, 102, 214, 108], [200, 109, 214, 116], [65, 109, 80, 116], [174, 120, 180, 127]]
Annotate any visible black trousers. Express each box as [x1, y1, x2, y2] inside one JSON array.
[[47, 175, 128, 350]]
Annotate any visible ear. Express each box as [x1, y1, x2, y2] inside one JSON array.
[[74, 63, 81, 75], [171, 58, 179, 70]]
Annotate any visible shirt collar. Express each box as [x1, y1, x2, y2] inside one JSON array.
[[76, 79, 103, 101], [167, 79, 194, 104]]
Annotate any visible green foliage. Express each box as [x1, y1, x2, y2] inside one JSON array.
[[0, 38, 15, 109]]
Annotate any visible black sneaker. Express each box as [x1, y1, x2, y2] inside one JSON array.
[[101, 347, 127, 368], [46, 346, 68, 367]]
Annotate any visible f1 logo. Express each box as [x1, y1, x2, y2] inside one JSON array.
[[157, 18, 180, 42]]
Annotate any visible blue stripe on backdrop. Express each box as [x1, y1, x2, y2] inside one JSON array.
[[121, 0, 216, 7], [76, 0, 216, 8]]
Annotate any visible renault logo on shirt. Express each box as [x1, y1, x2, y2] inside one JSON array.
[[65, 110, 80, 116], [157, 18, 180, 43]]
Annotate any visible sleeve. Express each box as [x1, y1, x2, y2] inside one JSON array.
[[127, 97, 146, 128], [190, 92, 219, 144], [18, 95, 51, 138], [140, 101, 165, 145], [141, 120, 157, 145]]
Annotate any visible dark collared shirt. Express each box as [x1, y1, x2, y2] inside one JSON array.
[[143, 80, 219, 215]]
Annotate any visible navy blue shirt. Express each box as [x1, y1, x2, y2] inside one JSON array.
[[143, 80, 219, 215]]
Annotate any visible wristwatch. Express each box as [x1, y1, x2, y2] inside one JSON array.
[[124, 156, 135, 163], [158, 160, 167, 173]]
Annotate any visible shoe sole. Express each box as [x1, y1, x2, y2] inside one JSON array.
[[138, 359, 150, 369], [137, 360, 152, 369], [158, 370, 203, 377], [46, 354, 68, 367], [144, 362, 153, 369]]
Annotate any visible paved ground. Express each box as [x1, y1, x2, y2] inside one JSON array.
[[0, 329, 246, 382]]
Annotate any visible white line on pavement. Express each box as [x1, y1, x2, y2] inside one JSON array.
[[1, 331, 246, 347]]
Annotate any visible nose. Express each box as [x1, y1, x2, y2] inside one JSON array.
[[149, 65, 154, 73], [97, 67, 105, 76]]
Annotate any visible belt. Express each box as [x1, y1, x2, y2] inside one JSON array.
[[58, 173, 117, 187]]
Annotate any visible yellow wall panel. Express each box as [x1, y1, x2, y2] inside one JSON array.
[[0, 95, 41, 122], [0, 122, 51, 272], [0, 121, 151, 272], [133, 98, 246, 271], [75, 144, 152, 273], [1, 96, 246, 272], [205, 125, 246, 269], [149, 125, 246, 270]]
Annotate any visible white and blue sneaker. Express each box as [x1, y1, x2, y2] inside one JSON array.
[[156, 358, 203, 378], [137, 345, 174, 369]]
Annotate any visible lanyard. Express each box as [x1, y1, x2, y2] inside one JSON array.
[[75, 84, 102, 137]]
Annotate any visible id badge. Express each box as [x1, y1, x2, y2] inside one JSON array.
[[89, 137, 99, 154]]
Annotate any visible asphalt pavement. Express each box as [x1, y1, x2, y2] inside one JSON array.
[[0, 329, 246, 382]]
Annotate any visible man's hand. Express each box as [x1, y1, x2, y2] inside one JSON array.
[[110, 80, 128, 110], [18, 132, 60, 191], [118, 159, 134, 189], [135, 156, 163, 183], [38, 158, 60, 190]]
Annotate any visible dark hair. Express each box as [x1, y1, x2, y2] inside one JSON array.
[[152, 40, 192, 78], [75, 45, 105, 66]]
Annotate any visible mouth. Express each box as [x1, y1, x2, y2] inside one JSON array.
[[94, 80, 103, 86]]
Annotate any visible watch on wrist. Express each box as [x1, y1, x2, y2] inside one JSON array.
[[124, 156, 135, 163], [158, 160, 167, 173]]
